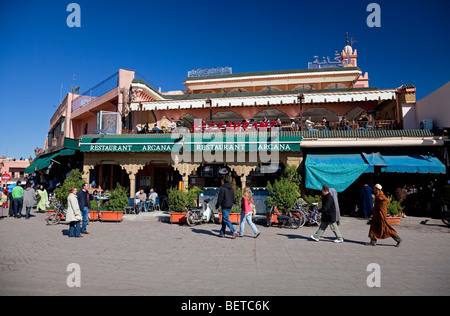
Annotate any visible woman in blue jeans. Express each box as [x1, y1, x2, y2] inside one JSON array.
[[66, 187, 83, 238], [239, 187, 260, 238]]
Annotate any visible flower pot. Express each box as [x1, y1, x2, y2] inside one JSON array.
[[386, 216, 401, 226], [170, 212, 187, 224], [89, 210, 100, 221], [218, 212, 241, 224], [99, 210, 123, 222]]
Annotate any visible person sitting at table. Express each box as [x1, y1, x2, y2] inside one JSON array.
[[290, 119, 297, 131], [146, 188, 158, 211], [92, 190, 98, 202], [152, 124, 161, 133], [358, 114, 369, 130], [322, 117, 330, 131], [305, 117, 316, 131], [340, 116, 350, 130], [137, 189, 147, 213]]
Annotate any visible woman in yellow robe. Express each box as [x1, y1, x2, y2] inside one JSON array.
[[36, 185, 48, 213]]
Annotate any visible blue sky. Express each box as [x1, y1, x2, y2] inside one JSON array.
[[0, 0, 449, 159]]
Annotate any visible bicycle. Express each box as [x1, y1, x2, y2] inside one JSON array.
[[46, 202, 67, 225], [296, 202, 321, 226]]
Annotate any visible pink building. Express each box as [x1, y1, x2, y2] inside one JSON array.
[[29, 40, 447, 209]]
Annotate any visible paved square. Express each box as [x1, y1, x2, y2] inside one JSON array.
[[0, 211, 449, 296]]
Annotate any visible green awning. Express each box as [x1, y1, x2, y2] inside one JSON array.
[[80, 132, 302, 153], [25, 139, 80, 174], [25, 157, 47, 174]]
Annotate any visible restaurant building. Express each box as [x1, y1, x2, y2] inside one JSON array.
[[30, 39, 447, 209]]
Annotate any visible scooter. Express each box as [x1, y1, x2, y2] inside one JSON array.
[[186, 199, 215, 226]]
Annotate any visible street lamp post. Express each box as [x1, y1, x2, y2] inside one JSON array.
[[297, 93, 305, 131]]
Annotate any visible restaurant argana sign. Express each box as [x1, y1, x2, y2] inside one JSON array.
[[80, 133, 302, 153]]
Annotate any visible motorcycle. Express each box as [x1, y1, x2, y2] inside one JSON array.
[[186, 199, 215, 226], [266, 205, 302, 229]]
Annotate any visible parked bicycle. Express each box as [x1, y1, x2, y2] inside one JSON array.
[[295, 202, 321, 226], [46, 201, 67, 225]]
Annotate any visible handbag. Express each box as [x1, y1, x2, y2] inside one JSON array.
[[251, 203, 256, 216]]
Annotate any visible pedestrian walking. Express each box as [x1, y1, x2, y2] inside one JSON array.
[[76, 183, 92, 234], [216, 177, 238, 238], [23, 183, 37, 219], [360, 183, 373, 218], [11, 181, 23, 218], [329, 187, 340, 223], [366, 184, 402, 247], [310, 185, 344, 243], [36, 184, 48, 213], [238, 187, 260, 238], [66, 187, 82, 238], [1, 186, 8, 219]]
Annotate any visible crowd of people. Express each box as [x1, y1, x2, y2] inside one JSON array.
[[0, 181, 49, 220], [134, 113, 391, 134]]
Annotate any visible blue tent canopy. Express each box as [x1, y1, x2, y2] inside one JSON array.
[[362, 152, 446, 174], [305, 151, 446, 192], [305, 153, 372, 192]]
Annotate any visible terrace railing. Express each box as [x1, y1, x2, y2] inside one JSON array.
[[71, 72, 119, 112]]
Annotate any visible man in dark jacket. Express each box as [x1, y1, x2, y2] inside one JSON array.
[[216, 177, 238, 238], [77, 183, 92, 234], [310, 185, 344, 243]]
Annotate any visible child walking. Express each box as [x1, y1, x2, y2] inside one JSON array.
[[239, 187, 260, 238]]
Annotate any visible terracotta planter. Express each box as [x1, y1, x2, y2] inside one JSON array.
[[386, 216, 401, 226], [99, 210, 123, 222], [170, 212, 187, 224], [218, 212, 241, 224], [89, 210, 100, 221]]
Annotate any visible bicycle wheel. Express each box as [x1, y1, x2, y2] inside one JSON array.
[[297, 210, 307, 227], [288, 214, 301, 229], [186, 211, 197, 227], [46, 212, 61, 225]]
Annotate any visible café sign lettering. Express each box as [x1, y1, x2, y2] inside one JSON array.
[[188, 66, 232, 78]]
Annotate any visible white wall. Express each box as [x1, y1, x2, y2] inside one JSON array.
[[415, 82, 450, 129]]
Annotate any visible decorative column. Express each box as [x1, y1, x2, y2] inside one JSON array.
[[228, 163, 257, 189], [172, 162, 200, 190]]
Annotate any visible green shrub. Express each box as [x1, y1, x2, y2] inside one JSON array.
[[107, 184, 129, 211], [265, 165, 302, 213], [53, 169, 84, 207]]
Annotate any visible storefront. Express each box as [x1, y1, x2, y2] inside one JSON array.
[[79, 131, 303, 197]]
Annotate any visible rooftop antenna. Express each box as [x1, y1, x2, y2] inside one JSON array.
[[71, 74, 80, 94], [59, 83, 63, 104]]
